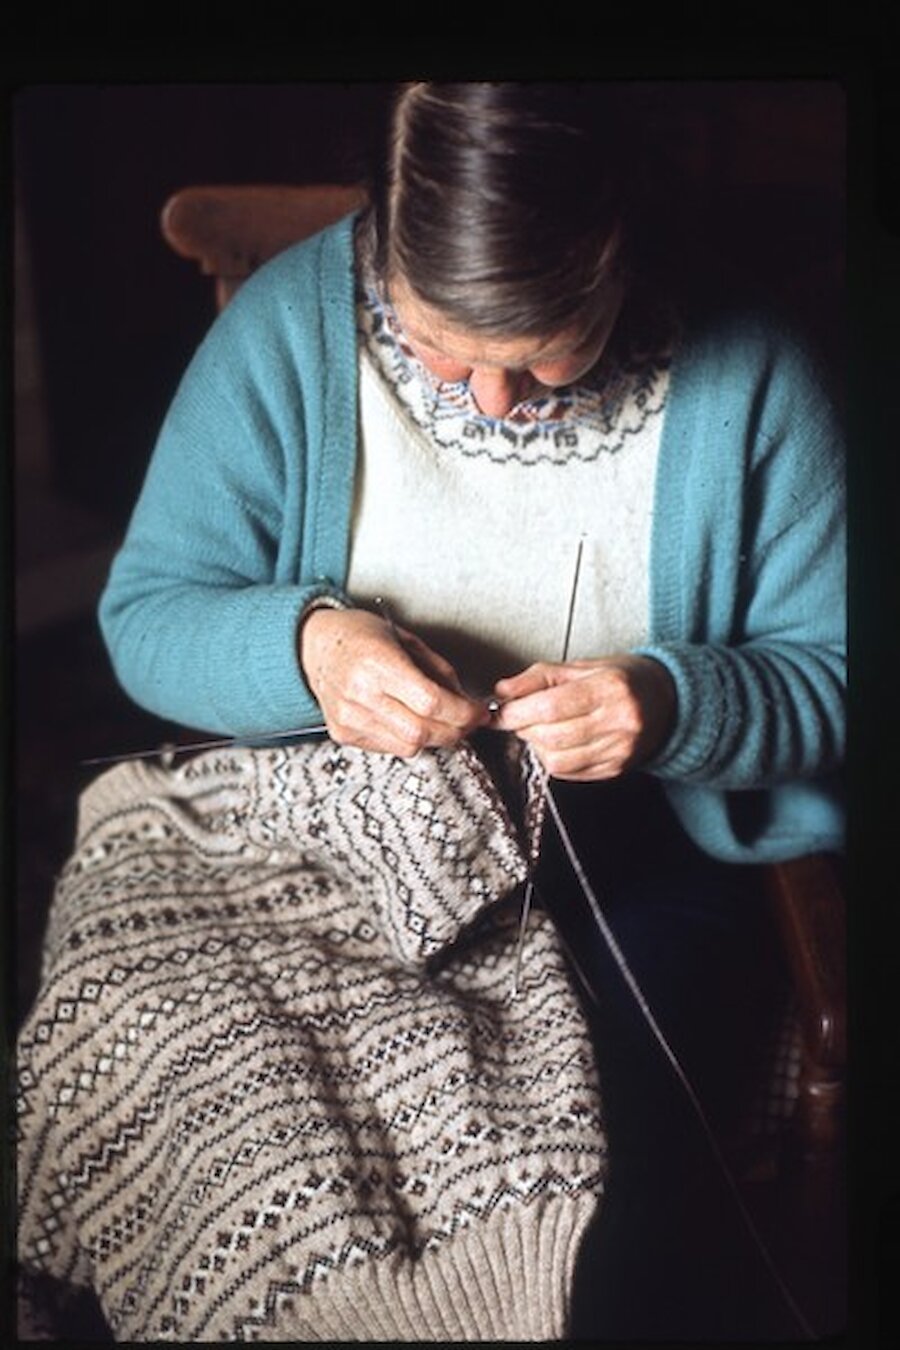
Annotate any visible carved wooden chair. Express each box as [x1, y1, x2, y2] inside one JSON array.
[[160, 184, 847, 1178]]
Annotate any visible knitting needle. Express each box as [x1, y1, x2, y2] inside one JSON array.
[[83, 597, 495, 769], [81, 723, 330, 768], [373, 594, 397, 635], [511, 534, 585, 1000], [376, 595, 502, 717], [543, 784, 817, 1340]]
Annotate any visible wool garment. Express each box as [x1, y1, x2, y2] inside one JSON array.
[[17, 739, 606, 1341]]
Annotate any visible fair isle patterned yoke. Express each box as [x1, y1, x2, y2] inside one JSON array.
[[356, 278, 673, 466], [17, 739, 607, 1342]]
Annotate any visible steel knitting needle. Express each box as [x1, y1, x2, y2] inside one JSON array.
[[81, 723, 330, 767], [83, 595, 493, 770], [85, 594, 499, 769], [83, 598, 391, 767], [542, 782, 817, 1341], [376, 595, 501, 720], [373, 594, 397, 633], [511, 534, 585, 1000]]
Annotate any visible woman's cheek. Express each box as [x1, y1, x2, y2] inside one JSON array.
[[531, 352, 601, 388], [408, 342, 470, 383]]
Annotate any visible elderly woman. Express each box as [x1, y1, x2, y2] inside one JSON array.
[[18, 83, 844, 1341]]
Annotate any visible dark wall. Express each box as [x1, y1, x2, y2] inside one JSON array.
[[15, 80, 845, 534], [15, 82, 393, 525]]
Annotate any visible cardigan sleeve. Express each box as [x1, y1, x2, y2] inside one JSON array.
[[98, 225, 358, 737], [636, 317, 846, 794]]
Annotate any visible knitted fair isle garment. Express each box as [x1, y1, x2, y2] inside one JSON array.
[[17, 738, 606, 1342]]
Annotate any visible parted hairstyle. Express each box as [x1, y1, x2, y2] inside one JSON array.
[[362, 81, 659, 339]]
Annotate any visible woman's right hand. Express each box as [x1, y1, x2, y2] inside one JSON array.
[[299, 607, 490, 757]]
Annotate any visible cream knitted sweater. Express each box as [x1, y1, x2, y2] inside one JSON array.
[[17, 739, 606, 1341]]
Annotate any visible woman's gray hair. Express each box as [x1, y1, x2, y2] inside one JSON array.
[[362, 81, 654, 338]]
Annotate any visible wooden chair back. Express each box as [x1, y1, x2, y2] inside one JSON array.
[[161, 183, 368, 311]]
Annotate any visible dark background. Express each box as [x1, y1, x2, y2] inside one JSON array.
[[15, 83, 392, 527], [7, 71, 900, 1343]]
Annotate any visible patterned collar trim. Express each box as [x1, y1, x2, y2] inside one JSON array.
[[356, 274, 675, 467]]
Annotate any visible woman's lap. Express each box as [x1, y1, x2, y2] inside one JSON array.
[[537, 772, 778, 1128], [536, 773, 793, 1339]]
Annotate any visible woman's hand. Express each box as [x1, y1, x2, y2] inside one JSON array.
[[493, 654, 677, 781], [299, 607, 490, 757]]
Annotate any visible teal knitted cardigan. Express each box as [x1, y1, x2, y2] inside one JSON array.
[[99, 215, 846, 863]]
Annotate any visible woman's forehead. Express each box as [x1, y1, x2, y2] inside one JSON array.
[[388, 275, 602, 368]]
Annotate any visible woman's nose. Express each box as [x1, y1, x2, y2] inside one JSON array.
[[468, 367, 531, 418]]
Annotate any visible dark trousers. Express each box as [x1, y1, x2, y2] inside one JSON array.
[[535, 774, 799, 1341]]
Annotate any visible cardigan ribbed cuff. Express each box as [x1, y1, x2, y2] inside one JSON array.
[[634, 641, 729, 781], [199, 582, 352, 736]]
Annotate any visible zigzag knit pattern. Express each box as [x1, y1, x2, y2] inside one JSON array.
[[17, 739, 606, 1341]]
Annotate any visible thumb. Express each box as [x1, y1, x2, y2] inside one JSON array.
[[494, 662, 561, 701]]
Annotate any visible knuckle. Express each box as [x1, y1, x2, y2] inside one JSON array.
[[331, 697, 356, 731], [325, 718, 351, 746], [398, 733, 426, 759], [414, 685, 441, 719], [620, 705, 642, 734], [347, 667, 377, 704], [539, 726, 563, 752], [394, 719, 429, 758], [543, 748, 567, 777]]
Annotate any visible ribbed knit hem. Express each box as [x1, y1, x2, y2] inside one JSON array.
[[231, 1195, 599, 1342]]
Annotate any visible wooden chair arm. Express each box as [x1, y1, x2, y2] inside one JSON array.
[[764, 852, 846, 1160], [765, 852, 846, 1067], [160, 184, 368, 310]]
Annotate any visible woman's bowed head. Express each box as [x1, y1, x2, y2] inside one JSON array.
[[300, 82, 677, 780]]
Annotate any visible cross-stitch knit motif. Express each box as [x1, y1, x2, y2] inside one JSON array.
[[17, 740, 606, 1342]]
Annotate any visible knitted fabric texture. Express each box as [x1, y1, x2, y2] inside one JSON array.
[[17, 739, 606, 1342]]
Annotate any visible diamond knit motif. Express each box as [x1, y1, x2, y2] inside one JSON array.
[[17, 740, 607, 1342]]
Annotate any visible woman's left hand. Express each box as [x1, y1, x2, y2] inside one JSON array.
[[493, 655, 677, 781]]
